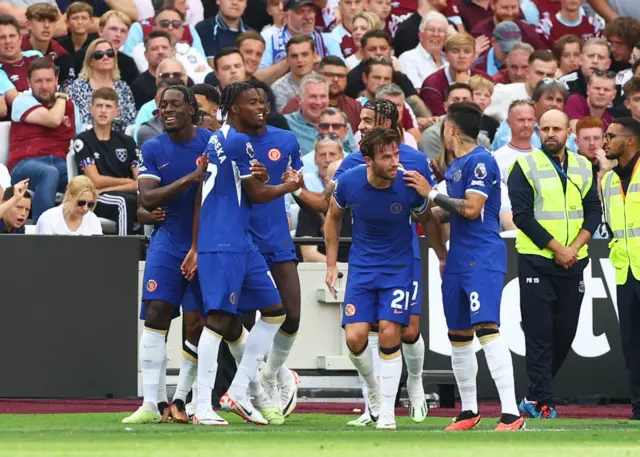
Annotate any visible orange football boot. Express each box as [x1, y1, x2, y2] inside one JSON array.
[[444, 411, 481, 431]]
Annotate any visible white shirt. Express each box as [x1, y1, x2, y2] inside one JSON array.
[[398, 44, 446, 89], [36, 205, 103, 236], [492, 143, 533, 184], [345, 54, 361, 70], [0, 163, 10, 190], [132, 42, 212, 84], [484, 82, 530, 123], [133, 0, 203, 26]]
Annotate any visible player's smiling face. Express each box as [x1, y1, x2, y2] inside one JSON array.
[[358, 108, 391, 137], [159, 89, 191, 132], [235, 88, 265, 130]]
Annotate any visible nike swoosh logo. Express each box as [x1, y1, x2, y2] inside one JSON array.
[[159, 163, 169, 169]]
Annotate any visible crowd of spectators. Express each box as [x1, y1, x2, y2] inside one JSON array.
[[0, 0, 635, 246]]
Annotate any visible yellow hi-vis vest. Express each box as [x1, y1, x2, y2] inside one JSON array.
[[601, 161, 640, 284], [514, 149, 593, 259]]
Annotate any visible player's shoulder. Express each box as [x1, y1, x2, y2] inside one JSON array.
[[342, 151, 365, 167], [266, 125, 299, 146], [141, 133, 166, 153], [337, 163, 367, 183], [194, 126, 215, 143]]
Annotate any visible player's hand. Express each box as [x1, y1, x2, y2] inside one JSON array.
[[326, 265, 339, 299], [250, 160, 270, 183], [403, 170, 433, 197], [554, 245, 577, 269], [12, 179, 29, 198], [283, 169, 303, 190], [189, 153, 209, 183], [181, 248, 198, 281], [151, 207, 165, 223]]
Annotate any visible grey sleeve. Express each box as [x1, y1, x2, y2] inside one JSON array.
[[136, 124, 158, 146], [418, 123, 442, 160]]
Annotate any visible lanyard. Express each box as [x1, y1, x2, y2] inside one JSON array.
[[544, 150, 582, 194]]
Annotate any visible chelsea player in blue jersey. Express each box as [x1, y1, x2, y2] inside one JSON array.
[[296, 99, 447, 425], [404, 102, 524, 431], [123, 85, 212, 425], [325, 128, 433, 430], [184, 82, 303, 426], [243, 80, 303, 422]]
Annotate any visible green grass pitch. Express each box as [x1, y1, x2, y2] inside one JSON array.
[[1, 413, 640, 456]]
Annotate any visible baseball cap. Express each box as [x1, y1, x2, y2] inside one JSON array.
[[284, 0, 315, 11], [493, 21, 522, 53]]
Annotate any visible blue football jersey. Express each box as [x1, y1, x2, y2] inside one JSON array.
[[334, 166, 428, 270], [198, 125, 254, 253], [444, 146, 506, 274], [332, 143, 437, 260], [246, 126, 302, 253], [139, 127, 213, 252]]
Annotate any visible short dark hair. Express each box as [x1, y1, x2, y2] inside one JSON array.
[[361, 29, 390, 49], [66, 1, 94, 18], [0, 14, 20, 33], [529, 50, 557, 66], [532, 79, 568, 102], [214, 47, 243, 71], [28, 57, 56, 78], [445, 82, 472, 101], [285, 34, 314, 53], [318, 55, 346, 69], [362, 98, 401, 138], [92, 87, 120, 104], [160, 84, 200, 124], [552, 34, 582, 62], [155, 6, 185, 20], [26, 3, 58, 21], [191, 83, 221, 105], [447, 102, 483, 139], [611, 117, 640, 142], [360, 127, 400, 160], [144, 29, 173, 48], [624, 77, 640, 98], [363, 56, 393, 76], [3, 186, 32, 202], [236, 30, 265, 47]]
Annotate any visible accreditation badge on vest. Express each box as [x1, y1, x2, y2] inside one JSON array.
[[115, 148, 128, 163]]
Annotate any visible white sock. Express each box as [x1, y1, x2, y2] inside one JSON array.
[[140, 327, 166, 407], [158, 353, 168, 404], [402, 335, 425, 394], [228, 316, 285, 400], [481, 334, 519, 416], [451, 343, 478, 414], [357, 333, 380, 410], [173, 341, 198, 403], [196, 327, 222, 413], [263, 330, 296, 382], [349, 344, 378, 393], [227, 327, 248, 366], [379, 350, 402, 417]]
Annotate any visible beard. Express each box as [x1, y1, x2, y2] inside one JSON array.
[[34, 91, 55, 106], [543, 139, 566, 154]]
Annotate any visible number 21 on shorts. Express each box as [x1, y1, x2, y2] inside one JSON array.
[[469, 291, 481, 312], [391, 289, 409, 311]]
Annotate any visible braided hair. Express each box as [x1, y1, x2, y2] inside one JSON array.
[[220, 81, 256, 120], [362, 98, 402, 138], [160, 84, 200, 125]]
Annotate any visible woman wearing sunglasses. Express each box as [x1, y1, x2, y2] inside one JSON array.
[[68, 38, 138, 132], [36, 176, 103, 236]]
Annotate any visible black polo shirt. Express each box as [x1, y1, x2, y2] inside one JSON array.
[[0, 219, 24, 233]]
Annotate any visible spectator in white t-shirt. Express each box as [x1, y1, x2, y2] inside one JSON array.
[[132, 7, 212, 83], [37, 176, 103, 236], [492, 99, 536, 183], [0, 163, 10, 201]]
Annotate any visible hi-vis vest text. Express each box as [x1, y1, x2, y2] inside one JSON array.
[[515, 150, 593, 259], [601, 161, 640, 284]]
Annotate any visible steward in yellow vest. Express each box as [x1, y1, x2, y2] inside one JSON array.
[[601, 118, 640, 420], [507, 110, 602, 418]]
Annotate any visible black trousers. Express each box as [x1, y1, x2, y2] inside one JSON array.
[[617, 271, 640, 418], [518, 255, 584, 404], [95, 191, 138, 235]]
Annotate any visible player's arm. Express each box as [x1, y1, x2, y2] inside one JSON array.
[[242, 170, 302, 203], [293, 185, 332, 214], [136, 193, 165, 225], [181, 184, 202, 281], [139, 153, 208, 211], [415, 209, 448, 261], [324, 195, 344, 298]]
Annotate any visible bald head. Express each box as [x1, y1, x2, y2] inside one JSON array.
[[156, 58, 187, 85], [540, 109, 570, 154], [540, 109, 569, 128]]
